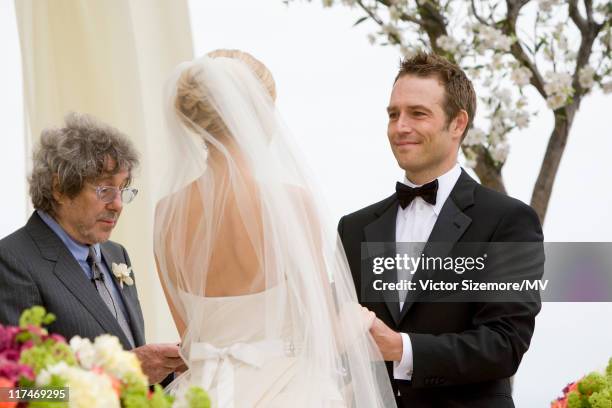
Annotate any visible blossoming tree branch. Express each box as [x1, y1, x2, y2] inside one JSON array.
[[292, 0, 612, 222]]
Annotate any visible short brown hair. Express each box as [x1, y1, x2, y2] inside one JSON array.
[[29, 112, 139, 215], [395, 52, 476, 140]]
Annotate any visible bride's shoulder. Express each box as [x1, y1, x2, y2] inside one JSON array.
[[155, 181, 203, 219]]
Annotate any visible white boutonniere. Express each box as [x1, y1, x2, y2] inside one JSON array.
[[111, 263, 134, 289]]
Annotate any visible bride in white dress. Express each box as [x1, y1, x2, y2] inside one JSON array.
[[153, 49, 395, 408]]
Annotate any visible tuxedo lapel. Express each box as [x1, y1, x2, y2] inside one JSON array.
[[364, 195, 402, 325], [100, 245, 145, 347], [398, 170, 475, 322], [26, 214, 134, 349]]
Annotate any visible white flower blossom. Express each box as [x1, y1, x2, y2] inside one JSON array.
[[543, 45, 554, 60], [546, 94, 566, 110], [436, 35, 460, 54], [578, 65, 596, 89], [553, 23, 564, 38], [511, 66, 532, 86], [462, 147, 478, 168], [488, 130, 504, 147], [92, 335, 146, 383], [400, 45, 416, 58], [544, 71, 573, 109], [490, 118, 507, 138], [490, 143, 510, 163], [494, 88, 513, 106], [595, 3, 612, 19], [557, 34, 568, 51], [537, 0, 560, 13], [474, 24, 513, 52], [70, 336, 96, 369], [464, 157, 477, 168], [565, 50, 578, 61], [389, 5, 403, 21], [70, 334, 147, 386], [37, 362, 120, 408], [466, 67, 481, 80], [464, 128, 487, 146], [496, 35, 513, 52], [491, 53, 505, 70], [111, 262, 133, 288], [512, 110, 530, 129], [382, 23, 402, 43]]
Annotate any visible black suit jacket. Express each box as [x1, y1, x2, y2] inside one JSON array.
[[338, 170, 544, 408], [0, 212, 145, 350]]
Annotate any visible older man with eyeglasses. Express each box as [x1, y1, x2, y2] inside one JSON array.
[[0, 112, 185, 385]]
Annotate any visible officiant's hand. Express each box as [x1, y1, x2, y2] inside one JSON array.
[[132, 343, 186, 384], [368, 312, 403, 362]]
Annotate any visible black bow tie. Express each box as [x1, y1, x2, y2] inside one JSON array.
[[396, 179, 438, 208]]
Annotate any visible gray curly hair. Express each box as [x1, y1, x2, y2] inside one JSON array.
[[29, 112, 140, 215]]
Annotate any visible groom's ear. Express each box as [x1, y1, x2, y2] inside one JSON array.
[[450, 110, 469, 142]]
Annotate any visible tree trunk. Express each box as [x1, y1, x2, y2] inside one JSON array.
[[465, 145, 507, 194], [530, 106, 576, 224]]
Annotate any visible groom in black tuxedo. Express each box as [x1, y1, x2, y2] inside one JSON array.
[[338, 53, 543, 407]]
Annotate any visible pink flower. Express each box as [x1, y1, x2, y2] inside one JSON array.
[[0, 325, 19, 352], [49, 334, 67, 343], [564, 381, 579, 394], [0, 358, 34, 383], [551, 397, 567, 408]]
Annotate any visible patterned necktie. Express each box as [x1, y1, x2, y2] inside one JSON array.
[[87, 246, 135, 347], [396, 179, 438, 208]]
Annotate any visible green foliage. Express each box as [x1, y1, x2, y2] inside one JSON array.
[[19, 305, 56, 328], [579, 373, 608, 395], [28, 402, 68, 408], [122, 384, 174, 408], [26, 376, 69, 408], [149, 385, 174, 408], [186, 386, 211, 408], [567, 390, 588, 408], [565, 369, 612, 408], [589, 389, 612, 408], [19, 339, 76, 375]]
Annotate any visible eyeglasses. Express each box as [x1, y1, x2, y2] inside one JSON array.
[[91, 185, 139, 204]]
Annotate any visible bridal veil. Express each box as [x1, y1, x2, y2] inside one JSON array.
[[153, 51, 395, 407]]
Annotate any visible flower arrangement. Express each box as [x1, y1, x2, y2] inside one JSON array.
[[0, 306, 209, 408], [551, 358, 612, 408]]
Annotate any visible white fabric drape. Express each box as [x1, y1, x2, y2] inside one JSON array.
[[15, 0, 194, 342]]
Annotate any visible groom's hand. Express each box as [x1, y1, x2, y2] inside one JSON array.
[[132, 343, 186, 384], [369, 314, 403, 362]]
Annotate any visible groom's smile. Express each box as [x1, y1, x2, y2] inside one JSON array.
[[387, 74, 463, 184]]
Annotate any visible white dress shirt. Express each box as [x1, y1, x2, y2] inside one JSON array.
[[393, 163, 462, 381]]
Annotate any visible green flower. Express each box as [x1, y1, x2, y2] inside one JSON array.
[[185, 386, 211, 408], [579, 373, 608, 396], [19, 306, 56, 328], [19, 339, 76, 375]]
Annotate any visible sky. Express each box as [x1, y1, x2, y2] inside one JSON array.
[[1, 1, 611, 405]]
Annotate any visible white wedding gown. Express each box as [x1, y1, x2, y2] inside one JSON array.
[[167, 284, 346, 408], [155, 54, 396, 408]]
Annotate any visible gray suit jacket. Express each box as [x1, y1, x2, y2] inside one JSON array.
[[0, 212, 145, 350]]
